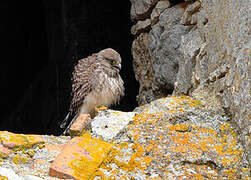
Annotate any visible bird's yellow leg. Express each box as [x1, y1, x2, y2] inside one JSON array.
[[94, 106, 108, 113]]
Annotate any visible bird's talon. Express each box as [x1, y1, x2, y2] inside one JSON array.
[[95, 106, 108, 112]]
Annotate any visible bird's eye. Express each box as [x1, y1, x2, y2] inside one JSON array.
[[111, 60, 116, 65]]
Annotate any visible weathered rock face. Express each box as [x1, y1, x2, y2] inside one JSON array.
[[149, 5, 189, 98], [175, 0, 251, 166], [132, 33, 156, 104], [130, 0, 159, 21], [1, 97, 249, 179], [130, 0, 250, 167], [131, 1, 190, 105]]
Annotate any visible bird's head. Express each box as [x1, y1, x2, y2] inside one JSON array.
[[97, 48, 122, 75]]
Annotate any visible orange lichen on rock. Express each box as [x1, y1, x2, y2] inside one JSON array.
[[12, 154, 31, 164], [0, 131, 44, 150], [213, 124, 244, 174], [93, 141, 152, 179], [168, 124, 191, 132], [0, 175, 8, 180], [0, 147, 11, 159], [162, 95, 202, 109], [165, 121, 247, 179], [49, 133, 113, 180], [69, 114, 91, 137]]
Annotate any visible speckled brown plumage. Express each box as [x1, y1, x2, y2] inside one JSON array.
[[60, 48, 124, 132], [70, 53, 98, 115]]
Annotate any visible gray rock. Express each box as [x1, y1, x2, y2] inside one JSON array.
[[130, 0, 158, 21], [180, 1, 201, 25], [0, 167, 24, 180], [174, 0, 251, 167], [23, 175, 43, 180], [131, 3, 190, 105], [174, 28, 203, 94], [0, 168, 43, 180], [150, 0, 171, 25], [130, 0, 251, 168], [196, 0, 251, 166], [149, 5, 189, 96], [96, 96, 250, 179], [91, 110, 135, 141], [132, 33, 158, 105], [131, 19, 151, 35]]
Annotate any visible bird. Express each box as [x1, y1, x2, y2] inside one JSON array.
[[60, 48, 124, 134]]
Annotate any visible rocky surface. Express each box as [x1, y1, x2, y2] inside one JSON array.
[[149, 4, 189, 100], [132, 2, 190, 105], [0, 0, 250, 179], [0, 96, 250, 179], [132, 33, 155, 105], [130, 0, 251, 168], [174, 0, 251, 167], [130, 0, 158, 21], [91, 110, 135, 142], [0, 131, 70, 179], [94, 96, 250, 179]]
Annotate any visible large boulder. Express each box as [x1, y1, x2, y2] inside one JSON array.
[[0, 96, 250, 179], [131, 3, 190, 105], [149, 5, 189, 100], [130, 0, 250, 167], [174, 0, 251, 166]]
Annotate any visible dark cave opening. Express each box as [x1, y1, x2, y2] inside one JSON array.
[[0, 0, 139, 135], [169, 0, 185, 5]]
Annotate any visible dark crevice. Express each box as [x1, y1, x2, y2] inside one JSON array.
[[181, 160, 219, 170], [0, 0, 138, 135], [169, 0, 186, 6]]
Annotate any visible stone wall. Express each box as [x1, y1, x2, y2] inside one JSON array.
[[131, 0, 189, 105], [130, 0, 251, 166]]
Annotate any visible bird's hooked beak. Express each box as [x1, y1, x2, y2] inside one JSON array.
[[114, 63, 121, 71]]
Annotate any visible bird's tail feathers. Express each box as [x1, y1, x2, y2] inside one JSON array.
[[60, 112, 70, 129], [62, 114, 78, 135]]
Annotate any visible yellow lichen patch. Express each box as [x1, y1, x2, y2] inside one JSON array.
[[25, 135, 44, 147], [185, 173, 205, 180], [38, 144, 45, 149], [0, 175, 8, 180], [111, 111, 122, 115], [68, 134, 113, 180], [167, 123, 244, 178], [139, 105, 149, 112], [165, 95, 202, 110], [219, 123, 230, 131], [241, 167, 251, 179], [213, 124, 244, 175], [223, 168, 237, 179], [132, 112, 162, 127], [168, 124, 191, 132], [0, 152, 9, 159], [180, 164, 219, 180], [93, 141, 152, 178], [92, 95, 247, 178], [12, 154, 31, 164], [169, 131, 201, 156], [148, 177, 163, 180], [26, 149, 35, 157], [0, 131, 28, 148], [0, 131, 44, 150], [118, 144, 150, 171]]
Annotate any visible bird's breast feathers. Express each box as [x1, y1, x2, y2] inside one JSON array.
[[80, 71, 124, 114]]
